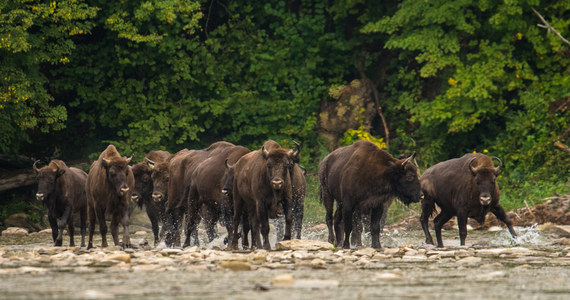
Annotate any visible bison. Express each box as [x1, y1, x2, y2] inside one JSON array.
[[34, 160, 88, 247], [86, 145, 134, 249], [150, 142, 234, 248], [319, 140, 422, 249], [275, 163, 306, 241], [230, 140, 300, 250], [184, 143, 250, 247], [419, 153, 517, 247], [131, 150, 171, 246]]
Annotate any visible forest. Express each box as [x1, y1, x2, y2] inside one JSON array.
[[1, 0, 569, 215]]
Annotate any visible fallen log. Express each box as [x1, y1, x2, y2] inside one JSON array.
[[0, 168, 37, 193]]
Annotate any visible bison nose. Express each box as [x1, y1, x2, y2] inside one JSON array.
[[152, 192, 163, 202], [131, 194, 140, 202], [419, 193, 425, 201], [36, 193, 44, 201], [480, 195, 491, 206], [271, 179, 283, 190], [221, 188, 229, 195], [120, 186, 130, 192]]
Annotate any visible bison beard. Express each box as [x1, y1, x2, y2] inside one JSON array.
[[319, 140, 423, 249], [34, 160, 88, 247], [420, 153, 517, 247], [86, 144, 134, 249]]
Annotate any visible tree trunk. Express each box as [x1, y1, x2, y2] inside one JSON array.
[[0, 169, 37, 193]]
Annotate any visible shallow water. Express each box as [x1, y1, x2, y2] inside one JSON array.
[[1, 224, 569, 299]]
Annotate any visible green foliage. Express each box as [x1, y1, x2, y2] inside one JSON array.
[[340, 125, 387, 149], [0, 0, 98, 154]]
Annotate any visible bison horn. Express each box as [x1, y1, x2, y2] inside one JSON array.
[[401, 152, 416, 167], [492, 156, 502, 171], [469, 157, 478, 175], [262, 146, 270, 159], [125, 156, 132, 164], [291, 140, 301, 162], [33, 160, 40, 173], [145, 157, 156, 169], [224, 159, 235, 169]]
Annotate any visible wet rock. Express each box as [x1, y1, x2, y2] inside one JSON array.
[[488, 226, 503, 232], [219, 261, 253, 271], [134, 231, 147, 236], [550, 225, 570, 238], [37, 229, 53, 235], [78, 289, 115, 299], [375, 270, 404, 281], [311, 258, 327, 269], [249, 250, 268, 265], [353, 248, 376, 257], [427, 250, 455, 258], [402, 254, 427, 261], [470, 271, 506, 281], [383, 248, 403, 256], [456, 256, 482, 265], [160, 248, 182, 256], [552, 238, 570, 246], [275, 239, 334, 251], [2, 227, 29, 236], [132, 264, 165, 272], [104, 252, 131, 263], [18, 266, 49, 274], [271, 274, 296, 286]]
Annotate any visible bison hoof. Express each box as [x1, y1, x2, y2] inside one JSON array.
[[54, 240, 63, 247]]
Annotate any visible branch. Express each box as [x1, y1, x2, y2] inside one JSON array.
[[531, 7, 570, 47], [554, 141, 570, 153]]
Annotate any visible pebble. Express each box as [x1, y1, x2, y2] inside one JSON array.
[[219, 261, 253, 271], [104, 253, 131, 263]]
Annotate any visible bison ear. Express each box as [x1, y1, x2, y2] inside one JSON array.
[[262, 146, 269, 159]]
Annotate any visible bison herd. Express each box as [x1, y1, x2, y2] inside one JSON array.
[[33, 140, 517, 250]]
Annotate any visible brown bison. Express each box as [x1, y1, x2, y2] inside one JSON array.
[[275, 163, 306, 241], [131, 150, 171, 246], [230, 140, 300, 250], [184, 143, 250, 247], [420, 153, 517, 247], [86, 145, 134, 249], [34, 160, 88, 247], [319, 140, 422, 249], [150, 142, 234, 248]]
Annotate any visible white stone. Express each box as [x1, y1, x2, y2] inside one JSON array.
[[275, 239, 334, 251]]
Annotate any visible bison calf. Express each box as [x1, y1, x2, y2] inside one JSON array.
[[420, 153, 517, 247], [34, 160, 87, 247]]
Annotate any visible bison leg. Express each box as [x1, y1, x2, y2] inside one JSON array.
[[146, 203, 160, 246], [491, 205, 517, 240], [293, 199, 304, 240], [341, 203, 353, 249], [79, 206, 86, 248], [241, 212, 250, 249], [333, 203, 344, 247], [274, 217, 284, 242], [57, 205, 72, 247], [230, 195, 244, 250], [183, 189, 201, 248], [120, 208, 131, 248], [87, 204, 97, 249], [370, 205, 384, 249], [48, 214, 59, 246], [322, 188, 335, 245], [433, 210, 452, 248], [96, 207, 108, 248], [457, 211, 468, 246], [379, 198, 393, 234], [351, 210, 363, 248], [67, 213, 75, 247], [420, 197, 435, 245], [255, 201, 270, 250]]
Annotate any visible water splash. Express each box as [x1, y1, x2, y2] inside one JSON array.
[[490, 224, 543, 247]]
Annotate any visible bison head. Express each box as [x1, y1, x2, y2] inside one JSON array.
[[262, 146, 298, 218], [102, 156, 132, 197], [469, 156, 501, 206], [34, 160, 65, 202], [392, 153, 423, 205], [131, 163, 152, 203], [150, 162, 169, 202]]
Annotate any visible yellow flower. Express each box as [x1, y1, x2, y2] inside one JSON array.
[[472, 150, 477, 153], [516, 33, 523, 40], [448, 77, 458, 85], [483, 149, 488, 153], [516, 74, 520, 78]]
